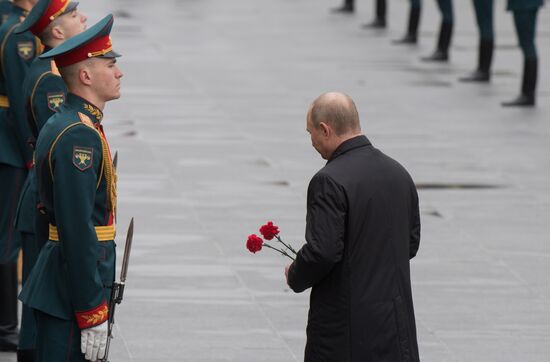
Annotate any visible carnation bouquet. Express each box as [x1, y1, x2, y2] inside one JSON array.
[[246, 221, 297, 260]]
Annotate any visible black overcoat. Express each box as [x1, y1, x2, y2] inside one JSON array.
[[288, 135, 420, 362]]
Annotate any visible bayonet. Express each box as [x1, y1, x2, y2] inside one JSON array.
[[101, 218, 134, 362], [113, 151, 118, 169]]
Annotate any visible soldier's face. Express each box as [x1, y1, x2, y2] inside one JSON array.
[[89, 58, 123, 102], [57, 9, 88, 39]]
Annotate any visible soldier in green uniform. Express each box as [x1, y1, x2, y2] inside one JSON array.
[[502, 0, 543, 106], [460, 0, 494, 82], [12, 1, 87, 360], [0, 0, 38, 353], [422, 0, 454, 61], [19, 14, 122, 361]]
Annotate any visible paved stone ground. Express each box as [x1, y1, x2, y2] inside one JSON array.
[[2, 0, 549, 361]]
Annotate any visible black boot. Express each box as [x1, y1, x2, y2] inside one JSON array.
[[362, 18, 386, 28], [422, 21, 452, 62], [502, 57, 537, 107], [17, 349, 37, 362], [0, 262, 18, 352], [460, 39, 493, 82], [362, 0, 387, 28], [393, 6, 420, 44], [332, 0, 354, 13]]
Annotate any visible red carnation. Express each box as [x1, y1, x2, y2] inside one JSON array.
[[246, 234, 263, 253], [259, 221, 279, 241]]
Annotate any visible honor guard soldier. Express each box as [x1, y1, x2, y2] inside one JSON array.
[[0, 0, 39, 354], [460, 0, 494, 82], [393, 0, 421, 45], [502, 0, 543, 107], [18, 14, 122, 361], [422, 0, 454, 61], [12, 1, 86, 360]]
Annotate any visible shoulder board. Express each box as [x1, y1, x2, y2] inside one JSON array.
[[78, 112, 95, 128]]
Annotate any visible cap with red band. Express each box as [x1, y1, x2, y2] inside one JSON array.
[[16, 0, 79, 36], [39, 14, 120, 67]]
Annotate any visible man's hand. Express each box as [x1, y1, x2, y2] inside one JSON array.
[[285, 264, 291, 285], [81, 321, 108, 361]]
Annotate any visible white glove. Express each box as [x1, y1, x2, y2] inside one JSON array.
[[81, 321, 108, 361]]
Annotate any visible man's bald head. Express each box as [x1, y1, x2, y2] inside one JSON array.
[[308, 92, 361, 136]]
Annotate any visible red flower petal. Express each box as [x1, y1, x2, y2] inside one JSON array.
[[259, 221, 279, 241], [246, 234, 263, 253]]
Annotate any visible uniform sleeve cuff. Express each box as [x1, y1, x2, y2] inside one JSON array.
[[75, 302, 109, 329]]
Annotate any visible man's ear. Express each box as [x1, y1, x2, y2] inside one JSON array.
[[319, 122, 331, 138], [79, 67, 92, 86], [50, 25, 64, 41]]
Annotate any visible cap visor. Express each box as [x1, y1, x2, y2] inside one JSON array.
[[100, 50, 121, 59], [63, 2, 79, 14]]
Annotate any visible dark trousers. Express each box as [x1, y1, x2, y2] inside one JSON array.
[[375, 0, 387, 21], [0, 164, 26, 263], [436, 0, 453, 23], [513, 9, 538, 58], [34, 311, 87, 362], [0, 262, 18, 342], [0, 165, 25, 346], [473, 0, 494, 40], [410, 0, 421, 7], [19, 232, 39, 350]]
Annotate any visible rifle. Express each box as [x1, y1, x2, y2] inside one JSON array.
[[101, 217, 134, 362]]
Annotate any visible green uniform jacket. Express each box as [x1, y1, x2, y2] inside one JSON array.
[[0, 5, 40, 168], [19, 93, 116, 329], [507, 0, 543, 10], [15, 56, 67, 235], [0, 1, 13, 25]]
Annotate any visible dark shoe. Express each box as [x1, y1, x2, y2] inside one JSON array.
[[393, 34, 417, 44], [395, 6, 420, 45], [501, 94, 535, 107], [331, 4, 354, 13], [421, 50, 448, 62], [502, 57, 538, 107], [362, 18, 386, 29], [424, 21, 452, 62], [17, 349, 37, 362], [478, 39, 494, 77], [459, 69, 490, 82]]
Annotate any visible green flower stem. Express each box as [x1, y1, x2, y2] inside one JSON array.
[[263, 243, 295, 261], [274, 235, 297, 255]]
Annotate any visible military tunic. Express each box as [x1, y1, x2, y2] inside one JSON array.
[[14, 54, 67, 351], [19, 93, 116, 361], [0, 4, 40, 263]]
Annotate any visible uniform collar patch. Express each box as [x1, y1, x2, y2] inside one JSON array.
[[73, 146, 93, 171], [83, 102, 103, 122], [47, 92, 65, 112]]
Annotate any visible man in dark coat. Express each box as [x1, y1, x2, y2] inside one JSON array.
[[286, 92, 420, 362]]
